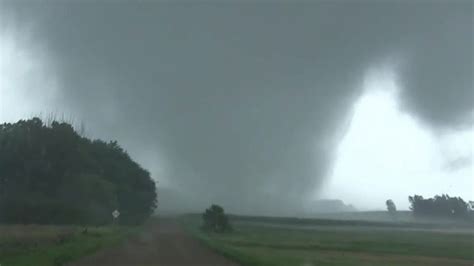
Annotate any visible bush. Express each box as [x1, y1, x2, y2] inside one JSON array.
[[202, 204, 232, 233], [386, 199, 397, 218]]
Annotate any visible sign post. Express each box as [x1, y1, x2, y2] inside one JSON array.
[[112, 209, 120, 226]]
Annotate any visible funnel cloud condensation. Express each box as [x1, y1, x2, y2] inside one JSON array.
[[0, 1, 472, 215]]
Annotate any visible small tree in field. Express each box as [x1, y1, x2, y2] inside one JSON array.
[[386, 199, 397, 218], [202, 204, 232, 233]]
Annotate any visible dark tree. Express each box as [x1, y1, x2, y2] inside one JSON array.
[[0, 118, 157, 225], [202, 204, 232, 233], [386, 199, 397, 217], [408, 194, 470, 220]]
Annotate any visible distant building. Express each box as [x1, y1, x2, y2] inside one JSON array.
[[306, 199, 356, 214]]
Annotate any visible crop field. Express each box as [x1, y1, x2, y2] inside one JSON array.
[[0, 224, 135, 266], [183, 215, 474, 266]]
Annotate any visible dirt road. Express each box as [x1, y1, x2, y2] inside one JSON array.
[[67, 218, 239, 266]]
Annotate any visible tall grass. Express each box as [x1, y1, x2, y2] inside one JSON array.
[[0, 224, 138, 266]]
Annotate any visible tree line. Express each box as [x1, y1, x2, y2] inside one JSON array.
[[386, 194, 472, 220], [409, 194, 472, 220], [0, 118, 157, 225]]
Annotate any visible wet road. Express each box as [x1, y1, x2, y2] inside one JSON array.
[[67, 218, 239, 266]]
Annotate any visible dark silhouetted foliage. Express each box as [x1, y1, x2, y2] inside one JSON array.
[[202, 204, 232, 233], [0, 118, 157, 225], [386, 199, 397, 217], [408, 194, 470, 220]]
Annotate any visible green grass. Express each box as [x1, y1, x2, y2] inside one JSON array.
[[182, 215, 474, 266], [0, 224, 138, 266], [228, 213, 474, 228]]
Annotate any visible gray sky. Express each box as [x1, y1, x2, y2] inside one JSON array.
[[0, 1, 472, 214]]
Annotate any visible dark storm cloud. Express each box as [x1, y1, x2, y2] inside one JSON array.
[[398, 4, 473, 129], [1, 1, 472, 214]]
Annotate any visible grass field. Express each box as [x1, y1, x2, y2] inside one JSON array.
[[183, 215, 474, 266], [0, 224, 137, 266]]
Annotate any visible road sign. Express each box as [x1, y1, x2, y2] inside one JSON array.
[[112, 209, 120, 219]]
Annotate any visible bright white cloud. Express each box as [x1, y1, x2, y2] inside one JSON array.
[[321, 66, 473, 210], [0, 23, 59, 123]]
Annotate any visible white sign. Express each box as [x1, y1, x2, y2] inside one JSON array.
[[112, 209, 120, 219]]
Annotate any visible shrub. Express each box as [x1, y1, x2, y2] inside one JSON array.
[[202, 204, 232, 233]]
